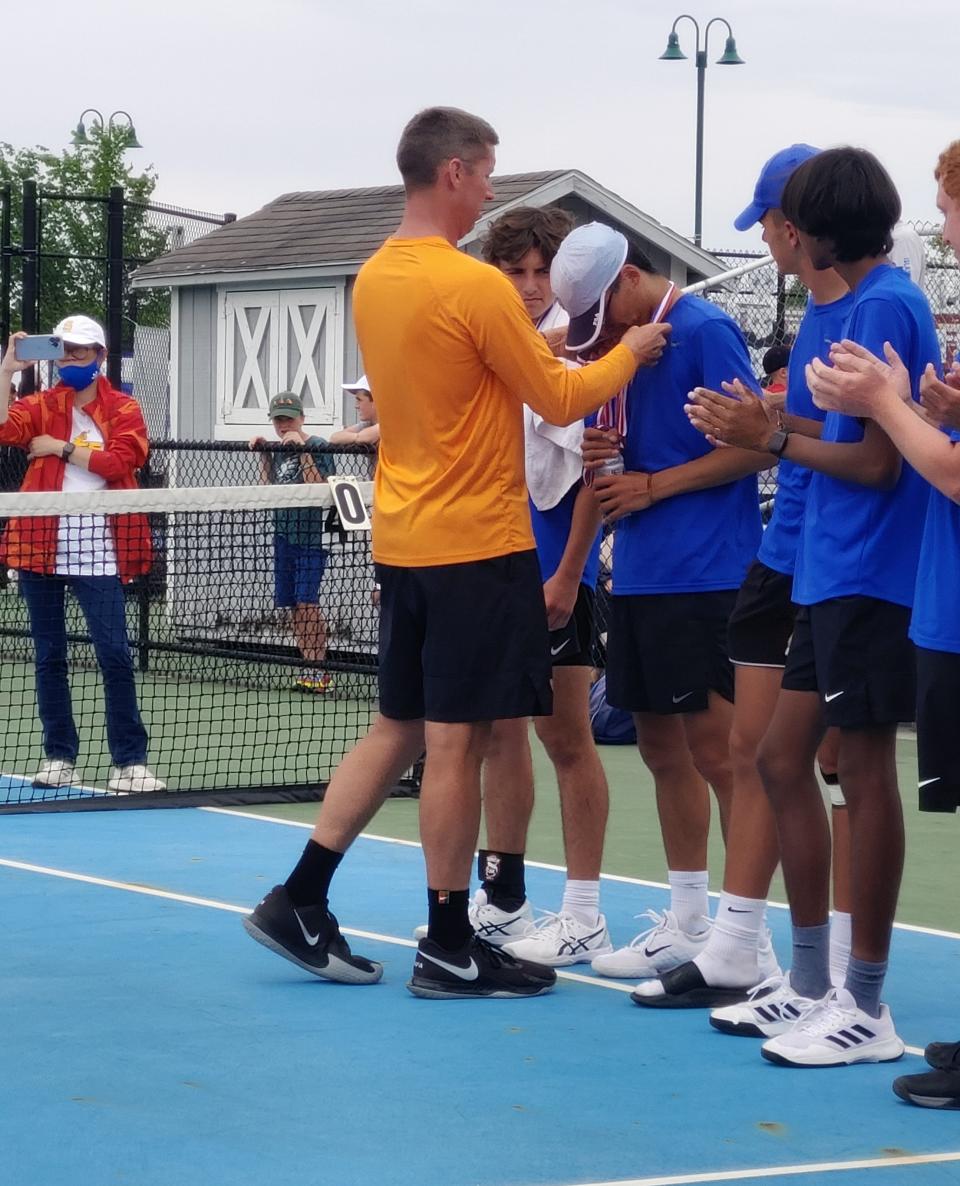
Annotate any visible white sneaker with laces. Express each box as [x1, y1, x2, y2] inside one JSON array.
[[761, 987, 905, 1067], [32, 758, 77, 788], [412, 889, 535, 946], [710, 974, 814, 1038], [503, 911, 613, 967], [591, 909, 710, 979], [108, 764, 166, 794]]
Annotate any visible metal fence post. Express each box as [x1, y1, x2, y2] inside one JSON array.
[[106, 186, 124, 387], [0, 182, 10, 350], [20, 180, 38, 394]]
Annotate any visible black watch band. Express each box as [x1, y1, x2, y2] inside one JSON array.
[[61, 442, 76, 461], [766, 429, 789, 457]]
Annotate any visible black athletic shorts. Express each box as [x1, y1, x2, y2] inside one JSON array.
[[782, 596, 915, 728], [375, 550, 552, 724], [916, 647, 960, 813], [606, 590, 737, 715], [727, 560, 795, 668], [549, 583, 596, 668]]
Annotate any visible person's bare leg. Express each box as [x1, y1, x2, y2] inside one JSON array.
[[836, 724, 903, 1015], [477, 716, 534, 910], [757, 689, 831, 1001], [420, 720, 492, 890], [682, 691, 736, 844], [534, 666, 608, 883], [482, 717, 534, 854], [292, 602, 328, 664], [312, 714, 424, 849]]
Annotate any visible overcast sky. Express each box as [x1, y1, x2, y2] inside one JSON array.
[[8, 0, 958, 253]]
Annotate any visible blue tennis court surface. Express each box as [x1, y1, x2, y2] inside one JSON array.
[[3, 807, 960, 1186]]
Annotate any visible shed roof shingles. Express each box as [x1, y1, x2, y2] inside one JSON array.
[[132, 172, 570, 282]]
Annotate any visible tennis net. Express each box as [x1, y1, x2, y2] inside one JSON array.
[[0, 451, 406, 812]]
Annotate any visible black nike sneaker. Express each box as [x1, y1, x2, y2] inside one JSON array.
[[924, 1039, 960, 1069], [407, 935, 557, 999], [242, 885, 383, 984]]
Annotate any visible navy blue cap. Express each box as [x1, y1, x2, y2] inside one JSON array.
[[734, 144, 821, 232]]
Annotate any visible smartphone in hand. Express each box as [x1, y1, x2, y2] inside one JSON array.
[[14, 335, 63, 362]]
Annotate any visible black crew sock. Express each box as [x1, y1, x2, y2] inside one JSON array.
[[284, 840, 344, 908], [478, 849, 526, 912], [426, 888, 472, 951]]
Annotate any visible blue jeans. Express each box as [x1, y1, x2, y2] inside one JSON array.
[[19, 571, 149, 767]]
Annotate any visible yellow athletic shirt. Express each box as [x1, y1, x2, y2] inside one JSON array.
[[354, 236, 636, 567]]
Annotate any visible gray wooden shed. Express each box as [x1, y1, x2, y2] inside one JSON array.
[[131, 170, 726, 441]]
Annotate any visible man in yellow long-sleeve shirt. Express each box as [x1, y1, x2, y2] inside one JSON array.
[[243, 106, 667, 998]]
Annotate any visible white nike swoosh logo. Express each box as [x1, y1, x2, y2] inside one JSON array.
[[672, 691, 695, 704], [421, 951, 480, 981], [294, 911, 321, 947], [919, 777, 942, 788], [824, 691, 844, 702], [550, 640, 570, 657]]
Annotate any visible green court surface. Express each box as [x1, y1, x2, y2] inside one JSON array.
[[239, 729, 959, 935]]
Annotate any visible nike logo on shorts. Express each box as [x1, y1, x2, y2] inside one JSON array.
[[550, 639, 570, 657], [919, 777, 942, 788], [672, 691, 696, 704], [824, 691, 844, 702], [420, 951, 480, 981], [295, 911, 321, 947]]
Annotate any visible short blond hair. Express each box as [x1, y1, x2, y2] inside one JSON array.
[[935, 141, 960, 203]]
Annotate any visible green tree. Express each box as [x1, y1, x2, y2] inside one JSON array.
[[0, 123, 168, 338]]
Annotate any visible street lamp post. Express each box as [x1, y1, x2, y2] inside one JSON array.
[[660, 15, 744, 247], [70, 109, 142, 150]]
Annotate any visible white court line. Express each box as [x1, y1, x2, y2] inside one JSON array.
[[201, 806, 960, 943], [0, 857, 636, 994], [564, 1150, 960, 1186], [0, 854, 928, 1052]]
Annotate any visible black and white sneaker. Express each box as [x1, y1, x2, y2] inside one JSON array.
[[893, 1067, 960, 1109], [407, 935, 557, 999], [242, 885, 383, 984], [631, 959, 753, 1009]]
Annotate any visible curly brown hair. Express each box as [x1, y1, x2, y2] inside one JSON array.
[[481, 205, 574, 267], [935, 141, 960, 204]]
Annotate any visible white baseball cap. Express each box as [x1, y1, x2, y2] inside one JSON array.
[[53, 315, 106, 348], [342, 374, 371, 393], [889, 223, 926, 288], [550, 222, 628, 352]]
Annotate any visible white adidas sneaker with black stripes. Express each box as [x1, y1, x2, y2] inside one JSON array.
[[710, 974, 814, 1037], [760, 987, 905, 1067]]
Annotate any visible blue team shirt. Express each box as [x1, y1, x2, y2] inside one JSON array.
[[612, 295, 761, 594], [530, 481, 601, 589], [758, 292, 855, 576], [792, 265, 938, 608], [911, 427, 960, 653]]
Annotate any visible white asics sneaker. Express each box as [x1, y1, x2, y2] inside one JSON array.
[[108, 764, 166, 794], [761, 987, 905, 1067], [32, 758, 77, 788], [503, 911, 613, 967], [591, 909, 710, 979], [412, 889, 535, 946], [710, 975, 815, 1038]]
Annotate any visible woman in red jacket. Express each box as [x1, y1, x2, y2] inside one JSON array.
[[0, 317, 164, 794]]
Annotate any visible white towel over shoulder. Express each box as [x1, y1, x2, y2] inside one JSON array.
[[525, 303, 585, 512]]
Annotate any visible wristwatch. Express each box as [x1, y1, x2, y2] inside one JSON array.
[[766, 430, 790, 457], [61, 442, 76, 462]]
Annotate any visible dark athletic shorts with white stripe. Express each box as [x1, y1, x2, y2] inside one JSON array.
[[727, 559, 795, 668], [916, 646, 960, 813]]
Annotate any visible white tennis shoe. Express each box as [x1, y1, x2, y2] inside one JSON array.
[[32, 758, 77, 788], [503, 911, 613, 967], [108, 764, 166, 794], [591, 909, 710, 979], [761, 987, 905, 1067]]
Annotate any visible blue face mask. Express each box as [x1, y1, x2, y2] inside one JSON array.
[[57, 359, 101, 391]]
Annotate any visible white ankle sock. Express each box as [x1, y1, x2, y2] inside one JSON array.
[[693, 892, 765, 987], [667, 870, 710, 935], [830, 910, 852, 988], [561, 879, 601, 926]]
